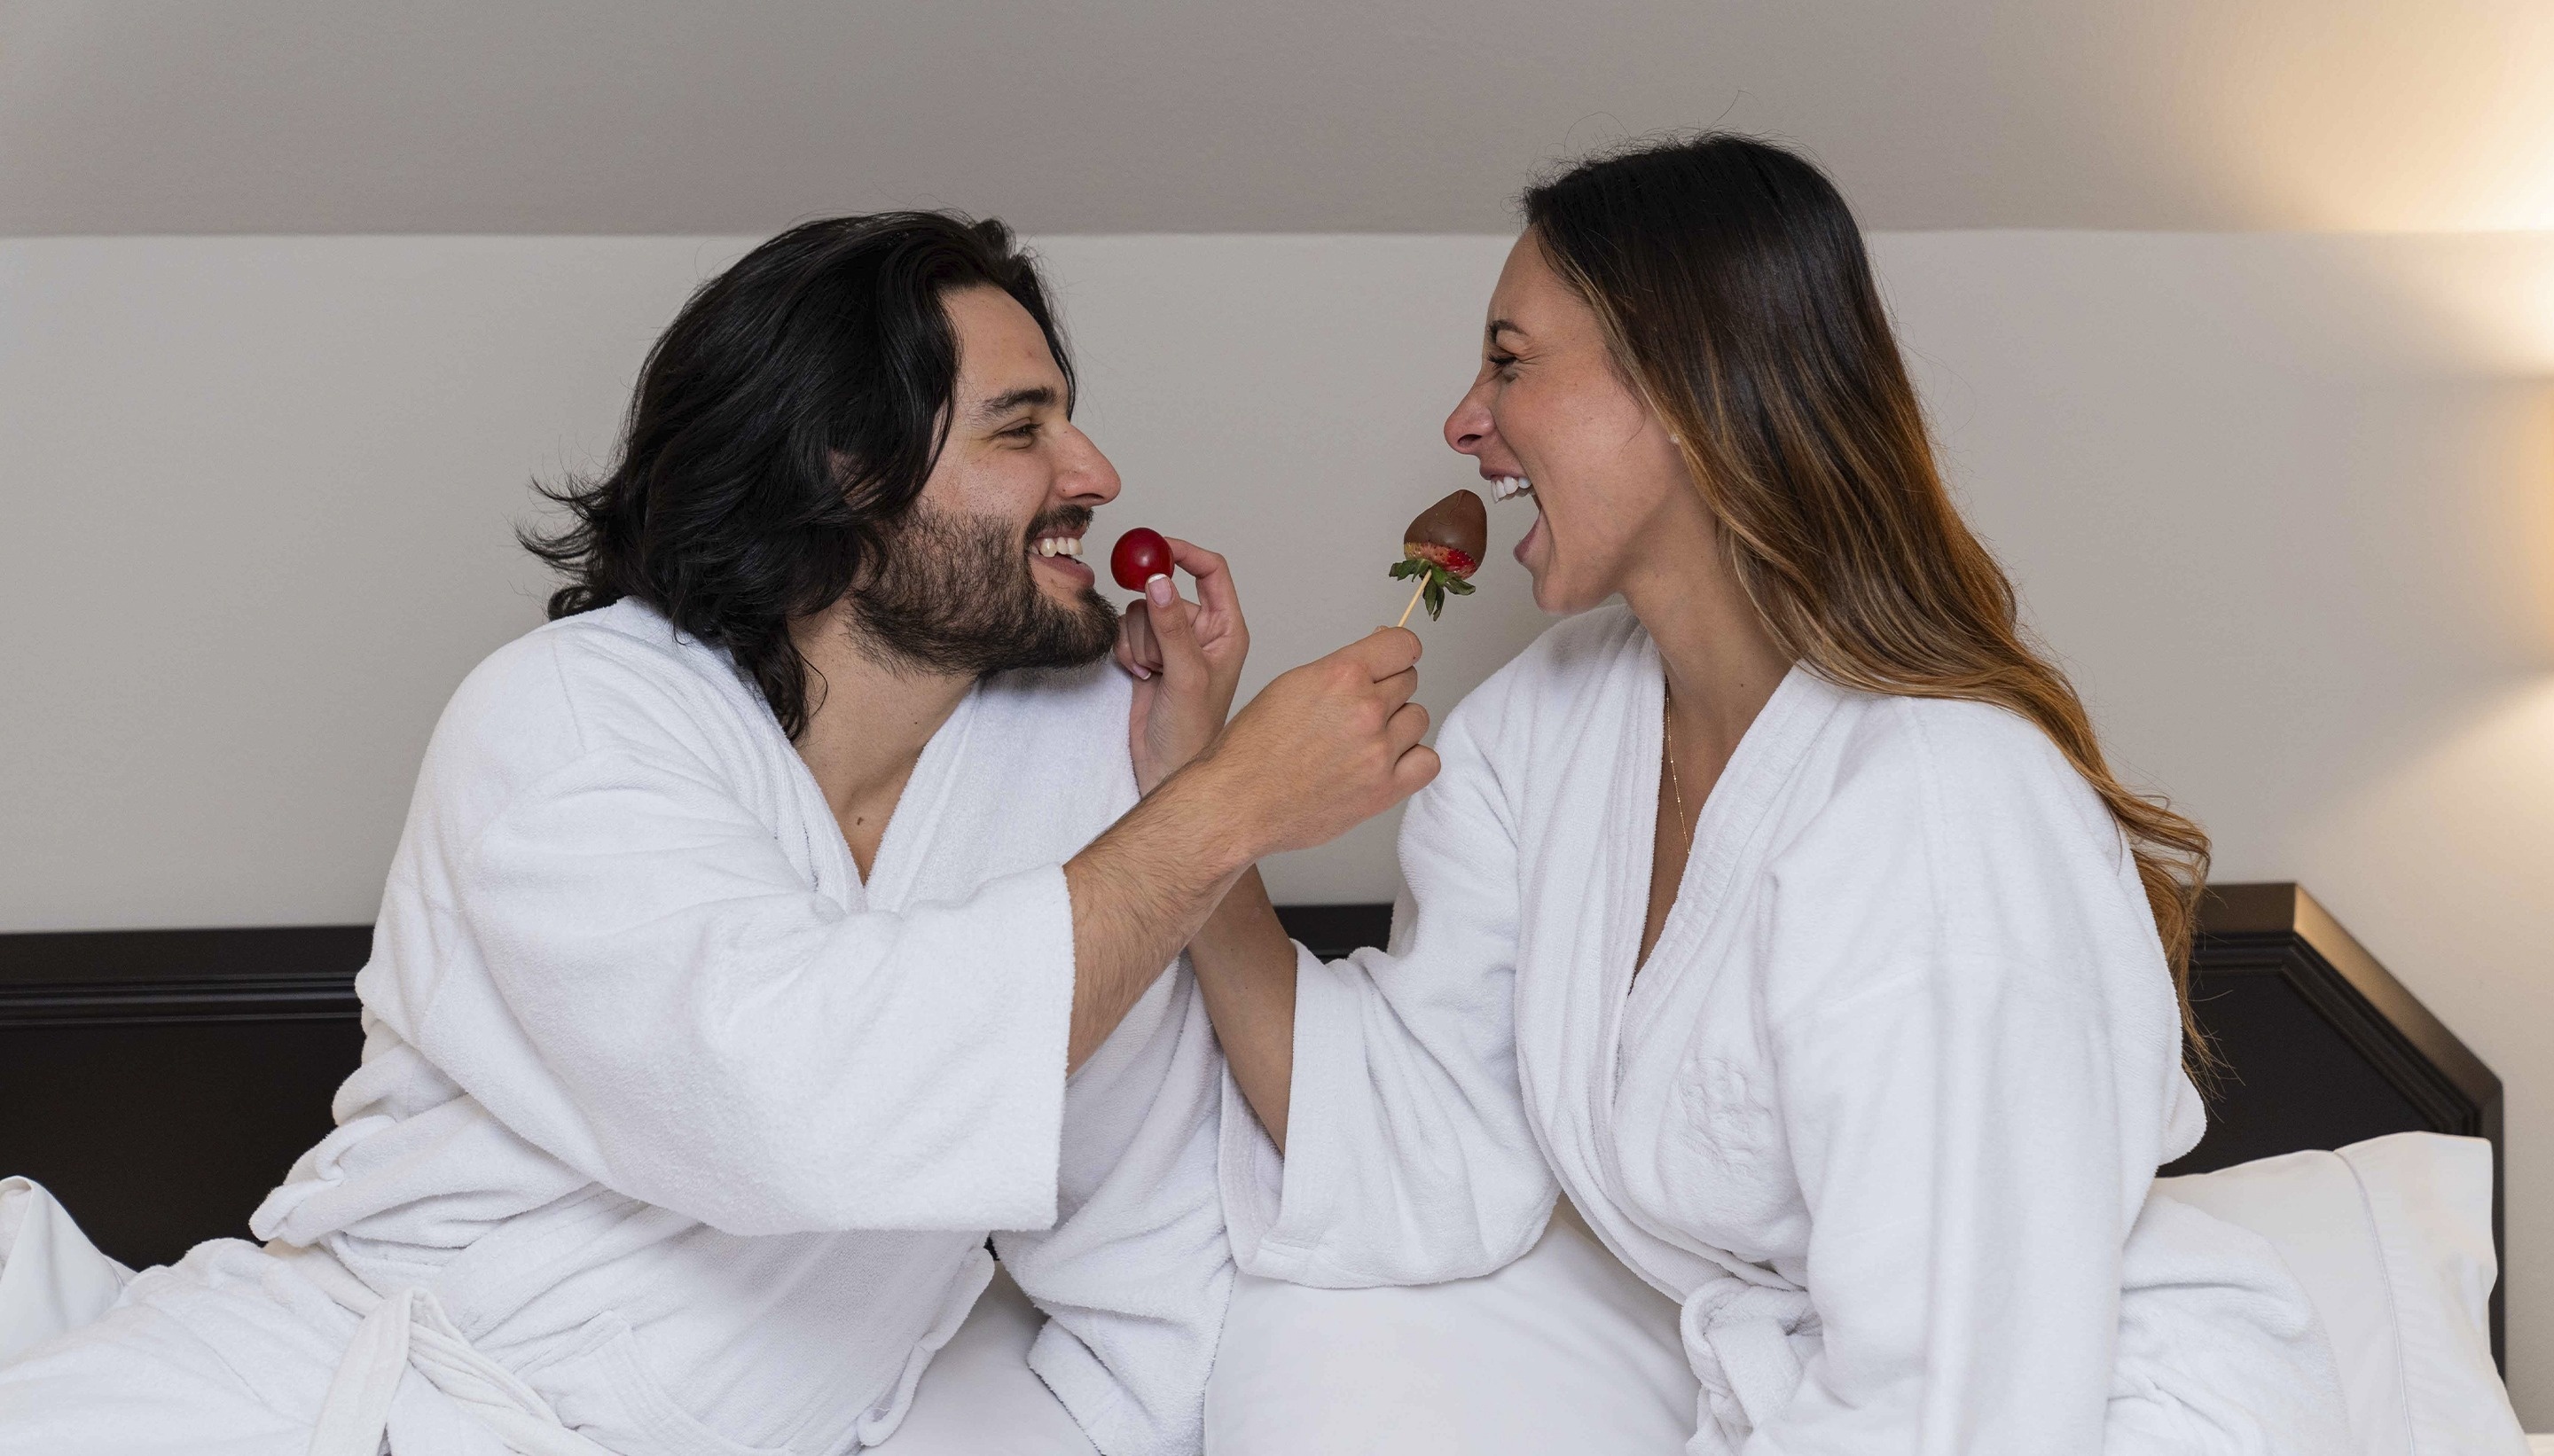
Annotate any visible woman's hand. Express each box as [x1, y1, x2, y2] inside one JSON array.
[[1115, 537, 1248, 796]]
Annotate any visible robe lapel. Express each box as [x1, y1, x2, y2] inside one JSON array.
[[769, 683, 983, 917], [1507, 627, 1663, 1264], [1537, 642, 1850, 1302], [859, 687, 981, 914]]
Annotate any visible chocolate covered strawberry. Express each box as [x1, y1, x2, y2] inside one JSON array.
[[1390, 489, 1487, 623]]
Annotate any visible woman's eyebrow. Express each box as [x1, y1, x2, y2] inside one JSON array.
[[1487, 319, 1528, 345]]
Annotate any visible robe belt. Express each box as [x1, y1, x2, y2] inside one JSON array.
[[281, 1244, 612, 1456], [1679, 1279, 1817, 1448]]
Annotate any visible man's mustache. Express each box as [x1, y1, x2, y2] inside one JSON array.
[[1023, 505, 1094, 546]]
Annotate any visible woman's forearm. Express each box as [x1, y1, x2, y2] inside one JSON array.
[[1187, 866, 1299, 1149]]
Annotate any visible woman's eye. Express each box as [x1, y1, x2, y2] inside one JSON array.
[[1487, 352, 1520, 379]]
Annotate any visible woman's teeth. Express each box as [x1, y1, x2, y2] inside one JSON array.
[[1491, 475, 1533, 501], [1033, 536, 1085, 558]]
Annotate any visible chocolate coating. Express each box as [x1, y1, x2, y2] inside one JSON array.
[[1403, 489, 1488, 569]]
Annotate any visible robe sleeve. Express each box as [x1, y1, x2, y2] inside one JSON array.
[[424, 743, 1077, 1238], [1744, 710, 2179, 1454], [1218, 701, 1558, 1288], [995, 963, 1232, 1456]]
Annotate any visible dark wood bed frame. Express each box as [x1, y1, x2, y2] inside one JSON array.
[[0, 881, 2505, 1366]]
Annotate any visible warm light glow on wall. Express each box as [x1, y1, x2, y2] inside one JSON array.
[[2198, 2, 2554, 231]]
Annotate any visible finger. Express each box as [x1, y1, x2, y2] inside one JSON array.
[[1122, 600, 1164, 673], [1145, 575, 1209, 687], [1117, 601, 1161, 678], [1385, 701, 1430, 753], [1344, 626, 1422, 680], [1373, 666, 1419, 712], [1163, 537, 1242, 625], [1390, 743, 1443, 798]]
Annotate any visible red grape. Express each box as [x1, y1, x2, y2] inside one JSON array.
[[1109, 528, 1173, 591]]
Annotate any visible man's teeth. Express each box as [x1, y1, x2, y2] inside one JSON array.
[[1034, 536, 1085, 558], [1491, 475, 1533, 500]]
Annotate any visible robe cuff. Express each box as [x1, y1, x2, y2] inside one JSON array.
[[942, 863, 1079, 1233], [1217, 938, 1369, 1286], [1029, 1318, 1196, 1456], [803, 861, 1077, 1234]]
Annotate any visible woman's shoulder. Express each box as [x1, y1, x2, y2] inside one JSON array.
[[1767, 685, 2151, 982], [1816, 688, 2106, 833]]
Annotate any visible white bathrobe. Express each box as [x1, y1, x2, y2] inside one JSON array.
[[1221, 607, 2350, 1454], [0, 599, 1229, 1456]]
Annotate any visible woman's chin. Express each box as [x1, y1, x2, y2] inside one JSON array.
[[1525, 566, 1586, 616]]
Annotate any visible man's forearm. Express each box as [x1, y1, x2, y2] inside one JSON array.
[[1186, 867, 1298, 1148], [1061, 761, 1255, 1072]]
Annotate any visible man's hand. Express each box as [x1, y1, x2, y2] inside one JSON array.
[[1187, 628, 1438, 852], [1114, 538, 1248, 796], [1062, 625, 1435, 1072]]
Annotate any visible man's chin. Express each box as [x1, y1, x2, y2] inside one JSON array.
[[1036, 591, 1120, 669]]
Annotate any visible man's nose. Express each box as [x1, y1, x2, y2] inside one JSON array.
[[1060, 427, 1122, 505]]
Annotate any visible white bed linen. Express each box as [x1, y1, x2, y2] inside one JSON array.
[[1210, 1133, 2529, 1456]]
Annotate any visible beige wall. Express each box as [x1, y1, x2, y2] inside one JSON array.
[[2, 231, 2549, 1420]]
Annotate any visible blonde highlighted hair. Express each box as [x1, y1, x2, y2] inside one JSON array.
[[1525, 134, 2215, 1071]]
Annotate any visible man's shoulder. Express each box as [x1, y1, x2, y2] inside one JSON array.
[[437, 600, 762, 771], [972, 659, 1133, 765]]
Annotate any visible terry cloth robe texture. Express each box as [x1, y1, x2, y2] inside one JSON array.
[[1220, 606, 2352, 1455], [0, 599, 1230, 1456]]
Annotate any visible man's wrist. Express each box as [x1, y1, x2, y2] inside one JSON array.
[[1140, 749, 1264, 881]]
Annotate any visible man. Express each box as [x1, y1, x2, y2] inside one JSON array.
[[0, 213, 1437, 1454]]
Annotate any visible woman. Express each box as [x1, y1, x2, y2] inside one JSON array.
[[1185, 136, 2349, 1452]]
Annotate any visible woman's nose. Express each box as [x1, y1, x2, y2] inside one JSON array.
[[1445, 381, 1494, 456]]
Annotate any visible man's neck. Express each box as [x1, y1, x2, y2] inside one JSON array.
[[787, 605, 978, 880]]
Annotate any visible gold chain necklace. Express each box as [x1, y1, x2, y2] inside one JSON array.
[[1663, 680, 1694, 850]]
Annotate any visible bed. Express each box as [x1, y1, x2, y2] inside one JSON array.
[[0, 881, 2522, 1452]]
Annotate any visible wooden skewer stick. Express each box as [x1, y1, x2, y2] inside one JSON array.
[[1395, 575, 1429, 630]]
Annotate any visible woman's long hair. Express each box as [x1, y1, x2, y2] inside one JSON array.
[[1525, 135, 2216, 1072]]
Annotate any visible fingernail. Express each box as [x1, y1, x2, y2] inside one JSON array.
[[1132, 663, 1151, 680], [1146, 575, 1173, 607]]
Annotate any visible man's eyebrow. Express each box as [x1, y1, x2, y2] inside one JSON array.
[[972, 385, 1058, 421]]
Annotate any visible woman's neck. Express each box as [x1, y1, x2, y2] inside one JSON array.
[[1618, 511, 1795, 761]]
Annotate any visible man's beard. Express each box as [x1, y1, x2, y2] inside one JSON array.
[[847, 502, 1119, 677]]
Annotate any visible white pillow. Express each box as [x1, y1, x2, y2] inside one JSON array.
[[1205, 1199, 1697, 1455], [0, 1177, 132, 1369], [2154, 1132, 2527, 1456]]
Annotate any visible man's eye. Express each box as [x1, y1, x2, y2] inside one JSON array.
[[1002, 422, 1039, 442]]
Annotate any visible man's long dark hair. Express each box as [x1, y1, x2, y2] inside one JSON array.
[[521, 212, 1076, 739]]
